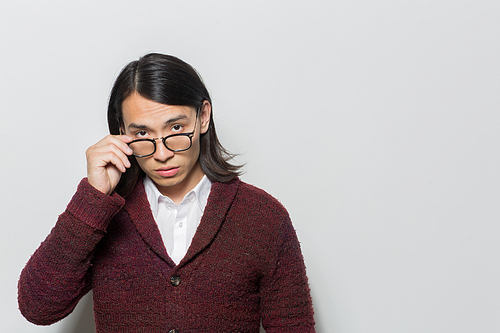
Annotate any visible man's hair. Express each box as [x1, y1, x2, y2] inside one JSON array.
[[107, 53, 242, 197]]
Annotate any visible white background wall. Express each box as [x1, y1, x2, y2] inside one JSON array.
[[1, 1, 499, 332]]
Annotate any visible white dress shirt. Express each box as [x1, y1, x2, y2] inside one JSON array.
[[143, 175, 212, 265]]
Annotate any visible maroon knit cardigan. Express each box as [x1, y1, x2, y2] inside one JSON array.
[[18, 177, 315, 332]]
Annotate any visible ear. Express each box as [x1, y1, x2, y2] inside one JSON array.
[[119, 122, 125, 135], [116, 116, 125, 135], [199, 100, 212, 134]]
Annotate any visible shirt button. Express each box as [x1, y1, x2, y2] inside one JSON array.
[[171, 275, 181, 287], [179, 221, 184, 227]]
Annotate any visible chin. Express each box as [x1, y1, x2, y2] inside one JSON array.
[[153, 177, 183, 188]]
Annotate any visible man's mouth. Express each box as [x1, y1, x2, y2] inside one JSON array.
[[155, 167, 180, 177]]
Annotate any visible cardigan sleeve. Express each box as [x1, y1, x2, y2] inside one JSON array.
[[260, 216, 316, 332], [18, 178, 125, 325]]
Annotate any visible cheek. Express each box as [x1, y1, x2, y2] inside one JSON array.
[[188, 139, 202, 162], [180, 150, 198, 169], [135, 158, 150, 173]]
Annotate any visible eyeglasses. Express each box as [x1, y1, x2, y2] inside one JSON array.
[[127, 111, 199, 158]]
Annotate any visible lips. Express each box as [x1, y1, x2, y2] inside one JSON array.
[[155, 167, 180, 177]]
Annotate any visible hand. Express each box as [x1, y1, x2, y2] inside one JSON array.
[[86, 135, 133, 195]]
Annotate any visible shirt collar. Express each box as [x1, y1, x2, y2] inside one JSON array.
[[143, 175, 212, 217]]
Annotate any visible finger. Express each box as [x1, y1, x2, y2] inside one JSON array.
[[93, 135, 133, 156], [87, 150, 127, 173], [115, 135, 134, 154], [117, 134, 133, 143], [87, 144, 131, 170], [89, 136, 133, 161], [102, 151, 129, 173]]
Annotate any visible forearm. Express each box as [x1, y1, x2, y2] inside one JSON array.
[[18, 178, 124, 325]]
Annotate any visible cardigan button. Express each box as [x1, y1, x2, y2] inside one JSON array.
[[169, 330, 179, 333], [170, 275, 181, 287]]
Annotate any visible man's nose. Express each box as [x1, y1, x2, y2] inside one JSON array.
[[153, 139, 174, 161]]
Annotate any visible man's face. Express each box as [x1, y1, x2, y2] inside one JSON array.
[[121, 92, 210, 202]]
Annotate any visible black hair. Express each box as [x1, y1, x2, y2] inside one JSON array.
[[107, 53, 242, 197]]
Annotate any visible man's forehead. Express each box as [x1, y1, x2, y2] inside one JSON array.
[[126, 114, 190, 130], [122, 95, 195, 122]]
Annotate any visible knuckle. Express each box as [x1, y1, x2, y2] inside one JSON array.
[[86, 150, 95, 160]]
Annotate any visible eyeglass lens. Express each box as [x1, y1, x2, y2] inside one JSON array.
[[129, 135, 192, 156]]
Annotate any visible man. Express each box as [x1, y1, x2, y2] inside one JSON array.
[[18, 53, 315, 332]]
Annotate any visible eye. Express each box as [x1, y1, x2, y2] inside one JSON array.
[[136, 130, 149, 138], [171, 124, 183, 132]]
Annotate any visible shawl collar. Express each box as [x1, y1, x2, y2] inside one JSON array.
[[123, 178, 174, 267], [123, 177, 241, 268], [179, 177, 240, 266]]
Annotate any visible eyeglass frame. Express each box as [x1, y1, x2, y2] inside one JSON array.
[[124, 108, 200, 158]]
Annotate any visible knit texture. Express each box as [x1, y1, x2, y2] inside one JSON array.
[[19, 177, 315, 332]]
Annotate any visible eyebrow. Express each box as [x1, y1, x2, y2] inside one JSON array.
[[127, 115, 189, 131]]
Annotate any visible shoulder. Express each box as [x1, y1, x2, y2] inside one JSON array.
[[239, 181, 284, 206], [215, 178, 290, 220]]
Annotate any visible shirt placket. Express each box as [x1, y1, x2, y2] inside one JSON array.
[[171, 199, 190, 264]]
